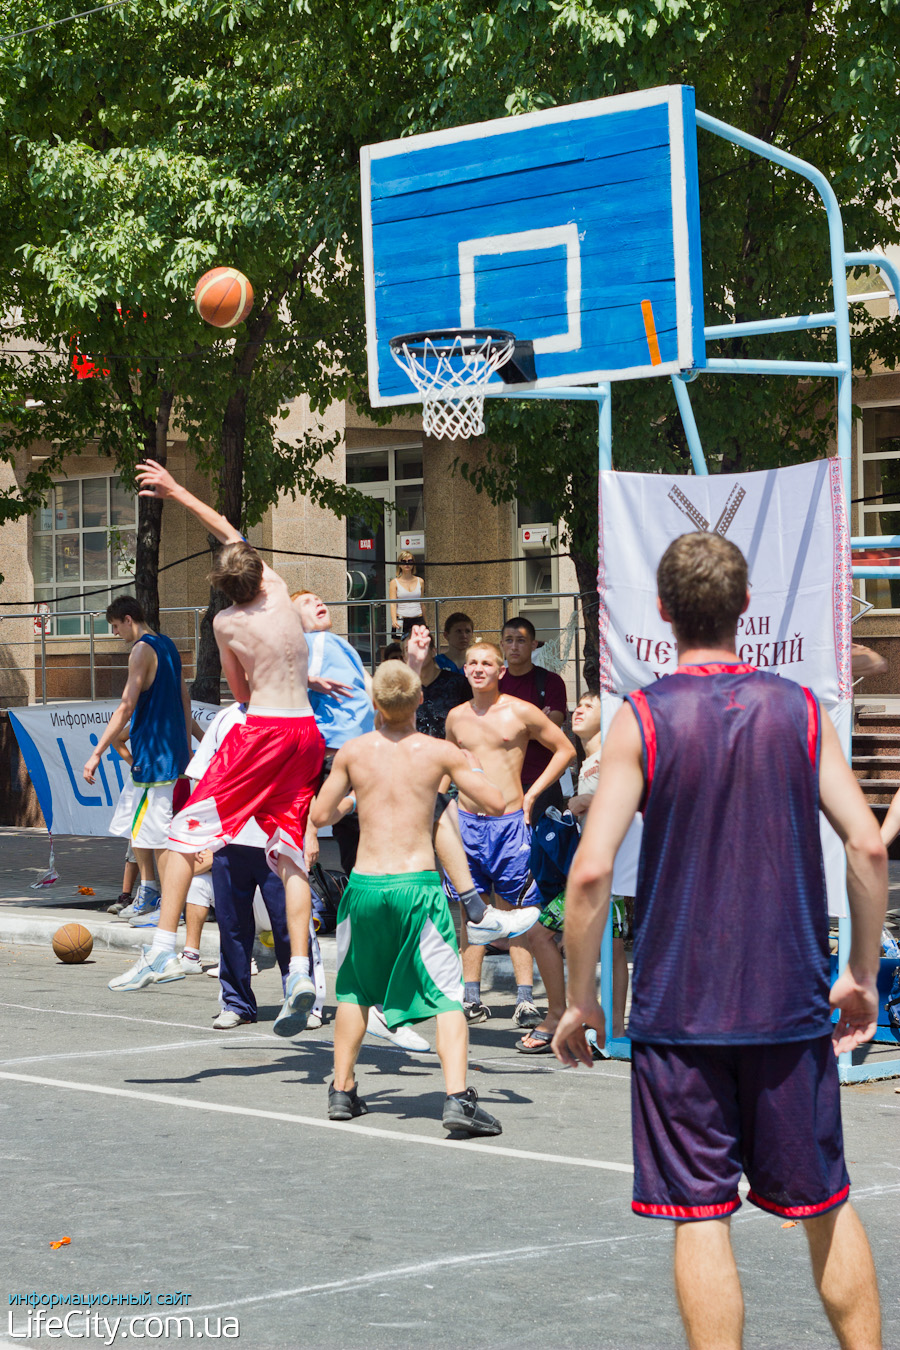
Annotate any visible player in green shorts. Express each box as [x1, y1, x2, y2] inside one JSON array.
[[310, 659, 507, 1135]]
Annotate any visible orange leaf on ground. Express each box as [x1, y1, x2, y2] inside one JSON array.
[[781, 1221, 798, 1229], [49, 1236, 71, 1248], [77, 886, 95, 895]]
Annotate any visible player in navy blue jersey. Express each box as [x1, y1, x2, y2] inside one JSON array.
[[554, 531, 885, 1350]]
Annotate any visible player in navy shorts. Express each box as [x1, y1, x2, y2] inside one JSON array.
[[553, 531, 886, 1349]]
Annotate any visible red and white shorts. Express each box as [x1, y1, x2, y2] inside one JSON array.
[[167, 709, 325, 875]]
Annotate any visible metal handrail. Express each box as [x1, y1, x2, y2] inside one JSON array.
[[2, 591, 584, 704]]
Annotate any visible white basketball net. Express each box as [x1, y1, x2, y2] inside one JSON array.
[[389, 332, 515, 440]]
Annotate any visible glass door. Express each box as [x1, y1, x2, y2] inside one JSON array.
[[346, 495, 388, 668]]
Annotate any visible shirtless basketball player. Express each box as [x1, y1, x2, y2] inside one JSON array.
[[311, 660, 507, 1133], [445, 642, 576, 1026], [108, 461, 325, 1038]]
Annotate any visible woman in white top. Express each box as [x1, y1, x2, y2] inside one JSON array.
[[389, 552, 424, 637]]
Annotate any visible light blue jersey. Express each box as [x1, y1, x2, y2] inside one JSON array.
[[306, 631, 374, 749]]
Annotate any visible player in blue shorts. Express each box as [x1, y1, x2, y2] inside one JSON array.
[[554, 531, 885, 1349], [445, 641, 575, 1028]]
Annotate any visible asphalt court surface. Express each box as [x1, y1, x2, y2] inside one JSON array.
[[1, 942, 899, 1350]]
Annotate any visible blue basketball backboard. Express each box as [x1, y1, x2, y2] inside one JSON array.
[[361, 85, 705, 408]]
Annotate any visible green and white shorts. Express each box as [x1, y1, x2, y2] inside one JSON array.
[[335, 871, 464, 1028], [540, 892, 630, 940]]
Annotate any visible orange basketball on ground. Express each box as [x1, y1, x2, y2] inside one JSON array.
[[52, 923, 93, 964], [194, 267, 254, 328]]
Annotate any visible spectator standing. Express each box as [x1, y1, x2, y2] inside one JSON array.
[[499, 616, 569, 821], [389, 553, 424, 637], [402, 629, 470, 738], [436, 612, 474, 673]]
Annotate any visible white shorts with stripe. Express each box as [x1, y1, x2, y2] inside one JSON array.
[[109, 778, 177, 849]]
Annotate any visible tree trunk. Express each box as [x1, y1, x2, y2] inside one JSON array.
[[571, 546, 600, 691], [134, 388, 173, 631], [190, 386, 250, 703], [191, 579, 229, 703]]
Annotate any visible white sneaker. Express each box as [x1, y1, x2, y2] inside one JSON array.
[[108, 946, 185, 992], [213, 1008, 254, 1030], [179, 954, 203, 975], [366, 1005, 433, 1052], [306, 1011, 323, 1030], [466, 903, 542, 945], [205, 962, 220, 978]]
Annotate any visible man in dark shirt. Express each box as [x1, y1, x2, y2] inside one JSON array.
[[498, 617, 569, 820], [401, 630, 470, 739]]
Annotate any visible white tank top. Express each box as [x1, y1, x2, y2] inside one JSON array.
[[395, 576, 423, 617]]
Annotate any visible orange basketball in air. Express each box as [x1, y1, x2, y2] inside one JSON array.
[[52, 923, 93, 964], [194, 267, 254, 328]]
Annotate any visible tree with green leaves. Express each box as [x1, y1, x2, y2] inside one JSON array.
[[378, 0, 900, 682], [3, 1, 899, 691], [0, 0, 392, 691]]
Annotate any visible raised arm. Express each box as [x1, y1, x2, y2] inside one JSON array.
[[521, 704, 576, 824], [136, 460, 243, 546], [552, 705, 645, 1067], [818, 708, 887, 1053]]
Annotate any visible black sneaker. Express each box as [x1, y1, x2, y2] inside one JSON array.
[[327, 1081, 368, 1121], [463, 1000, 491, 1024], [442, 1087, 502, 1137]]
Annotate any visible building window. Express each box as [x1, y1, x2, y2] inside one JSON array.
[[33, 476, 137, 635]]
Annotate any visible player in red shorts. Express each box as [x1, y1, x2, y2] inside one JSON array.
[[108, 461, 325, 1036], [553, 532, 885, 1350]]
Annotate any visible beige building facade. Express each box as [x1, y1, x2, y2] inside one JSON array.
[[0, 396, 580, 710]]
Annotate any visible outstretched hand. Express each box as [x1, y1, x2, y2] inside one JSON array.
[[308, 675, 352, 699], [830, 967, 879, 1055], [552, 999, 605, 1068], [136, 459, 178, 499]]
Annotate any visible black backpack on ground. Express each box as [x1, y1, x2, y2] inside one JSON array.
[[309, 863, 348, 934]]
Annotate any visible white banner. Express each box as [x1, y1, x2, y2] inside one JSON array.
[[6, 700, 220, 836], [598, 458, 852, 704]]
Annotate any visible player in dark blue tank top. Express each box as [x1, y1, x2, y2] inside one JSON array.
[[625, 664, 830, 1046], [552, 531, 886, 1347], [129, 632, 190, 784]]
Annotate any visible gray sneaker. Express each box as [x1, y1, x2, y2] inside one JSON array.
[[513, 1000, 543, 1029], [107, 893, 132, 916], [442, 1087, 502, 1136]]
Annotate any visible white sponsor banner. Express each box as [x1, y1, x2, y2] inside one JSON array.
[[597, 458, 852, 704], [5, 700, 220, 837], [597, 458, 853, 917]]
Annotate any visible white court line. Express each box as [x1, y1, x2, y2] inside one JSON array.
[[0, 1070, 635, 1174], [189, 1234, 646, 1314], [0, 1038, 263, 1067], [0, 1000, 632, 1079], [189, 1182, 900, 1316], [0, 998, 244, 1036]]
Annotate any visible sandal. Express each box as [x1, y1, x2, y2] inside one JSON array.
[[515, 1028, 554, 1054]]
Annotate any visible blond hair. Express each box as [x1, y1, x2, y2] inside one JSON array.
[[465, 640, 503, 665], [396, 553, 417, 576], [372, 660, 421, 721], [209, 542, 263, 605]]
